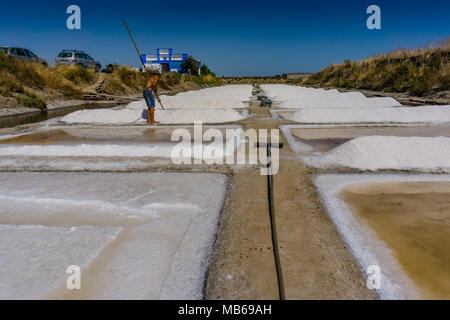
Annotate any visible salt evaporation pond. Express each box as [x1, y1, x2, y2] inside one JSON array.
[[0, 172, 227, 299], [281, 125, 450, 155], [314, 174, 450, 299], [303, 136, 450, 172], [0, 125, 245, 161]]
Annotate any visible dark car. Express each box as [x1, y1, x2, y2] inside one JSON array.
[[0, 47, 48, 66]]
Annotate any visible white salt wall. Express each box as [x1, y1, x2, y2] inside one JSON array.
[[313, 174, 450, 299], [304, 136, 450, 171], [288, 106, 450, 124], [0, 172, 227, 299]]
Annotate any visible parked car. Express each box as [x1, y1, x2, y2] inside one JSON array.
[[0, 46, 48, 66], [55, 50, 101, 72]]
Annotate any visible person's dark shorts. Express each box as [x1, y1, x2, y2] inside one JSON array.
[[143, 89, 155, 109]]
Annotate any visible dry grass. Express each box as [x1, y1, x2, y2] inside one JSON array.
[[305, 39, 450, 97], [1, 51, 222, 110], [0, 52, 84, 105]]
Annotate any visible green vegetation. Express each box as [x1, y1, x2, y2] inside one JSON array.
[[20, 91, 47, 110], [200, 74, 221, 86], [304, 39, 450, 97], [200, 64, 216, 77], [182, 74, 221, 88], [180, 56, 201, 75]]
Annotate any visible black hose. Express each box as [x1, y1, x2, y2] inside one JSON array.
[[266, 145, 286, 300]]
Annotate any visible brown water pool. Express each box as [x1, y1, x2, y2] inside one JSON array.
[[291, 126, 450, 154], [339, 181, 450, 299], [0, 126, 240, 145]]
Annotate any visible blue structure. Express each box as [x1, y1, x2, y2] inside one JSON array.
[[141, 48, 200, 73]]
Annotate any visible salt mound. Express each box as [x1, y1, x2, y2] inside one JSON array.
[[288, 106, 450, 124], [304, 136, 450, 171], [279, 96, 400, 109], [261, 84, 401, 109], [61, 85, 252, 125], [154, 108, 244, 124], [61, 108, 244, 125], [62, 109, 141, 125], [125, 85, 252, 110]]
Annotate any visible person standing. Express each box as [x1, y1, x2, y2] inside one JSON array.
[[143, 72, 170, 125]]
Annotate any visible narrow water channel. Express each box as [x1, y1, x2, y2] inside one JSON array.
[[0, 103, 124, 129]]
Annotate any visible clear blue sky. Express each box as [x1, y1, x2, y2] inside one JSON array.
[[1, 0, 449, 76]]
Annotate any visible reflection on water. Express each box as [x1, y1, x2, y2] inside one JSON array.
[[0, 103, 123, 130], [291, 126, 450, 154], [0, 126, 241, 145], [340, 181, 450, 299]]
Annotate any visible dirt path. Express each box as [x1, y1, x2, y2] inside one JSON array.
[[205, 103, 375, 300]]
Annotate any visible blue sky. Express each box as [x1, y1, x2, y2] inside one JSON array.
[[1, 0, 449, 76]]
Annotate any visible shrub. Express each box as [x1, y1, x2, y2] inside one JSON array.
[[56, 65, 95, 85], [0, 73, 24, 96], [20, 91, 47, 110], [165, 71, 182, 86], [200, 64, 216, 77], [180, 56, 200, 75], [201, 74, 221, 86], [113, 66, 146, 90]]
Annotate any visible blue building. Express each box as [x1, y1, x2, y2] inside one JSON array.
[[141, 48, 200, 73]]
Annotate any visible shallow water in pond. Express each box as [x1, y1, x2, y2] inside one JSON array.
[[339, 181, 450, 299], [0, 126, 240, 145], [0, 103, 123, 130], [291, 126, 450, 154]]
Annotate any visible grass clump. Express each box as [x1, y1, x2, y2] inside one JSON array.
[[0, 72, 24, 96], [0, 51, 83, 104], [201, 74, 221, 86], [113, 66, 146, 90], [55, 65, 95, 85], [20, 91, 47, 110], [164, 71, 182, 86]]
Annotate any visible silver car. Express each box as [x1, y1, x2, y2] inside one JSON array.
[[55, 50, 101, 72], [0, 47, 48, 66]]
